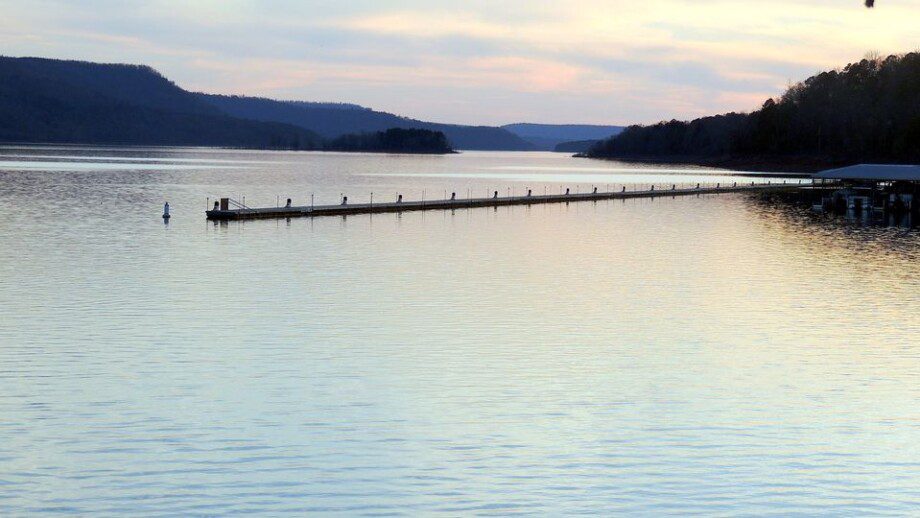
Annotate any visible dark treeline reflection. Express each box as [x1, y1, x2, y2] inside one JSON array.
[[588, 53, 920, 165]]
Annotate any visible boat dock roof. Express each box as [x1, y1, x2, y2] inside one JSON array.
[[813, 164, 920, 182]]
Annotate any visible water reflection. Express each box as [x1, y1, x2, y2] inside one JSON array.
[[745, 194, 920, 264], [1, 146, 918, 515]]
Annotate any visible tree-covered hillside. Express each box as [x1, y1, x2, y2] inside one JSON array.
[[0, 57, 321, 149], [587, 53, 920, 166], [198, 94, 534, 151]]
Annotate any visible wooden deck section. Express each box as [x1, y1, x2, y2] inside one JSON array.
[[206, 182, 810, 220]]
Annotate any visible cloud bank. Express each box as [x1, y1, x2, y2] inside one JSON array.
[[1, 0, 917, 125]]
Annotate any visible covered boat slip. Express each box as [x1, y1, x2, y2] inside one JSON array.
[[810, 163, 920, 216], [813, 164, 920, 183]]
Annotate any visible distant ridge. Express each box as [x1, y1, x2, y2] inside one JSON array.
[[198, 94, 534, 151], [554, 139, 601, 153], [502, 123, 624, 150], [0, 56, 321, 149]]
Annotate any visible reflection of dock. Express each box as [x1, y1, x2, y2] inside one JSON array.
[[206, 182, 810, 220]]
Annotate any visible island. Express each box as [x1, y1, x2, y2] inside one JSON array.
[[324, 128, 455, 154]]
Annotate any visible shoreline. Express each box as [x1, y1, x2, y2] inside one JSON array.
[[573, 153, 853, 176]]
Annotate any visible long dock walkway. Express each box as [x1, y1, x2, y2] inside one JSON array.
[[206, 182, 812, 220]]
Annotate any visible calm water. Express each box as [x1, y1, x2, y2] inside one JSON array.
[[1, 146, 918, 515]]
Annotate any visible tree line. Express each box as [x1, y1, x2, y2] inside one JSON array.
[[325, 128, 454, 154], [587, 52, 920, 165]]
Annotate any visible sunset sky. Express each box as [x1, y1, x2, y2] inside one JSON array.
[[2, 0, 918, 125]]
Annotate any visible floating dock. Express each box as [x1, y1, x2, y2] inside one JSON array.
[[206, 182, 812, 220]]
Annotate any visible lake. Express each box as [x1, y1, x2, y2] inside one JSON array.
[[1, 146, 918, 515]]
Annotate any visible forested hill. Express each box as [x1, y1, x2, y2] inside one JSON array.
[[0, 56, 532, 151], [586, 53, 920, 168], [197, 94, 534, 151], [0, 57, 321, 149]]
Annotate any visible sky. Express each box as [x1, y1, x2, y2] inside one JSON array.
[[1, 0, 918, 126]]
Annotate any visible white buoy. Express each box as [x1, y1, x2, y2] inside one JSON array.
[[163, 202, 171, 219]]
